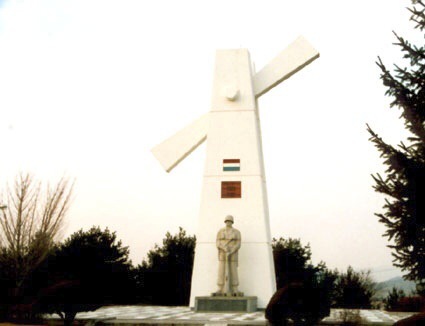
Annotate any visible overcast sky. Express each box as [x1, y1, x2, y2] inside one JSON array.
[[0, 0, 421, 282]]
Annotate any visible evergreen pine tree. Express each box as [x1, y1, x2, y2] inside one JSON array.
[[367, 1, 425, 292]]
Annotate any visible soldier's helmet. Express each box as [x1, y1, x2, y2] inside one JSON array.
[[224, 215, 234, 223]]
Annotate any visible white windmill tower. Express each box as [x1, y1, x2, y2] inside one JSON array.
[[152, 36, 319, 309]]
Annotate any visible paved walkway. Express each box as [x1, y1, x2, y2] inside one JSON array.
[[47, 306, 415, 325]]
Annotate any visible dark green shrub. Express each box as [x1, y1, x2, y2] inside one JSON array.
[[384, 287, 406, 311]]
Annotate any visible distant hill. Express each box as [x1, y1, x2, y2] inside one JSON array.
[[374, 276, 417, 299]]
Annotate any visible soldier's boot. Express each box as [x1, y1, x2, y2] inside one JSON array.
[[214, 285, 224, 296]]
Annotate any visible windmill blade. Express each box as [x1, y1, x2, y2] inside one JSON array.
[[151, 113, 209, 172], [253, 36, 319, 98]]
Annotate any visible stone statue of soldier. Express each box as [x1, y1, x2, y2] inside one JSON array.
[[215, 215, 242, 296]]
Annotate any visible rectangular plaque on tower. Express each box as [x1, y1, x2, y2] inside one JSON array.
[[221, 181, 241, 198]]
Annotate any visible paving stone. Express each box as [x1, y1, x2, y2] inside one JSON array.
[[44, 306, 417, 324]]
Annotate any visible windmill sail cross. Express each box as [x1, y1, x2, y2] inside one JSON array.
[[151, 37, 319, 309], [151, 113, 209, 172], [253, 36, 319, 98]]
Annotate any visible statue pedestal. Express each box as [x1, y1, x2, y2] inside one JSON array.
[[194, 296, 257, 312]]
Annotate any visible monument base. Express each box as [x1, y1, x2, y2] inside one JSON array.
[[195, 296, 257, 312]]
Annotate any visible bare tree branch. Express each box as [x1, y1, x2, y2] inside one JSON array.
[[0, 172, 74, 294]]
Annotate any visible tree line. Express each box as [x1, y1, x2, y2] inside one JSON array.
[[0, 174, 423, 325]]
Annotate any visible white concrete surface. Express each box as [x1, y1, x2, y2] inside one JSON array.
[[151, 113, 209, 172], [253, 36, 319, 98]]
